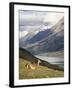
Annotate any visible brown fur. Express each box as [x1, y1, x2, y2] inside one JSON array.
[[25, 60, 41, 70]]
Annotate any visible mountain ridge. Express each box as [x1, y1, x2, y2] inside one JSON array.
[[25, 17, 64, 54]]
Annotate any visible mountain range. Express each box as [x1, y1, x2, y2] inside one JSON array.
[[19, 17, 64, 55]]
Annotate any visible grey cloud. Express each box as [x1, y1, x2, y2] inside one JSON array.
[[19, 10, 48, 26]]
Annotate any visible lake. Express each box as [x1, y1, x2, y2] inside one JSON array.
[[35, 55, 64, 68]]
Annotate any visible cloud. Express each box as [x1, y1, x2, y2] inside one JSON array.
[[19, 10, 64, 27], [19, 10, 64, 37], [19, 10, 47, 26], [44, 12, 64, 26], [19, 31, 28, 38]]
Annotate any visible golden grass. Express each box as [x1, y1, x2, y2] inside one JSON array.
[[19, 58, 64, 79]]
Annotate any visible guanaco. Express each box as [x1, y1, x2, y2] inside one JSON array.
[[25, 59, 41, 70]]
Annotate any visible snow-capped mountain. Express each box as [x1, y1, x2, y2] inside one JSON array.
[[19, 30, 40, 47], [19, 16, 64, 55], [19, 24, 50, 47], [21, 17, 64, 55]]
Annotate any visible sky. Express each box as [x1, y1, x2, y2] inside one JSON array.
[[19, 10, 64, 38]]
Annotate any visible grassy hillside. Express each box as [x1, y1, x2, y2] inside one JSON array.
[[19, 48, 64, 71], [19, 58, 64, 79], [19, 48, 64, 79]]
